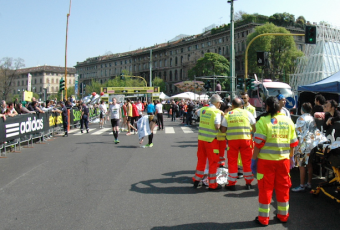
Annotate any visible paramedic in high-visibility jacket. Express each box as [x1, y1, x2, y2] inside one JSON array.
[[251, 96, 298, 226], [192, 94, 224, 191], [220, 98, 256, 191]]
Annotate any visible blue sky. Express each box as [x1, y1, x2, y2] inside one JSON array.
[[1, 0, 339, 68]]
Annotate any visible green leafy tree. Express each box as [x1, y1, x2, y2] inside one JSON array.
[[296, 16, 306, 25], [152, 77, 166, 92], [247, 23, 304, 81], [269, 12, 295, 27], [85, 79, 103, 95], [188, 53, 230, 90]]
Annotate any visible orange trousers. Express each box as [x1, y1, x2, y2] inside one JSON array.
[[227, 139, 254, 185], [192, 139, 220, 189], [218, 140, 227, 167], [257, 158, 291, 225]]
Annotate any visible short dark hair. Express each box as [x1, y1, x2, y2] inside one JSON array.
[[302, 102, 312, 113], [327, 99, 338, 109], [315, 94, 326, 105]]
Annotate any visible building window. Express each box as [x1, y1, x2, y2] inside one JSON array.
[[170, 58, 172, 67], [180, 69, 183, 80], [175, 70, 178, 81], [165, 59, 167, 67], [170, 51, 173, 55], [219, 38, 222, 43], [159, 60, 162, 67], [175, 57, 178, 66], [218, 47, 222, 55], [188, 54, 190, 61], [188, 46, 191, 51], [40, 78, 42, 84], [181, 48, 183, 53], [169, 71, 172, 81], [164, 71, 167, 81], [181, 56, 183, 64], [202, 43, 205, 48], [18, 81, 20, 86], [195, 44, 199, 50]]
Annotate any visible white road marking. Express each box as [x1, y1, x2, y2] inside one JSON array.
[[92, 128, 111, 135], [181, 127, 194, 133], [165, 127, 175, 134], [73, 129, 95, 135]]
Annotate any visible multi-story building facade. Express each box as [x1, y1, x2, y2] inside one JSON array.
[[75, 21, 304, 95], [14, 65, 76, 97]]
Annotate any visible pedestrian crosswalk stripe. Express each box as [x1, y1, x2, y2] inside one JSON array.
[[67, 126, 196, 136], [73, 129, 96, 135], [165, 127, 175, 134], [92, 128, 111, 135], [181, 127, 194, 133], [67, 129, 79, 134]]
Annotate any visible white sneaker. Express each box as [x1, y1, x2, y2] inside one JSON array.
[[292, 185, 305, 192], [305, 183, 312, 189]]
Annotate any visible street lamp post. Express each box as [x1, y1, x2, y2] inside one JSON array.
[[228, 0, 236, 100], [64, 0, 72, 99]]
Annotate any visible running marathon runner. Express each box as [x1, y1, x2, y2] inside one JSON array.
[[107, 97, 121, 144]]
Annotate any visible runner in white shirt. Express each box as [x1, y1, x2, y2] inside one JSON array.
[[155, 100, 164, 130], [107, 98, 121, 144], [99, 100, 108, 128]]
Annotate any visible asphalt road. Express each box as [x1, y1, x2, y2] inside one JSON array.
[[0, 115, 339, 230]]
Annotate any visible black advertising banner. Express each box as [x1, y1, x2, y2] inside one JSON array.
[[0, 113, 47, 142], [0, 108, 100, 143]]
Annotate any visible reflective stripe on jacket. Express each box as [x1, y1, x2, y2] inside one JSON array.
[[255, 113, 298, 160], [198, 107, 220, 142], [225, 108, 251, 140]]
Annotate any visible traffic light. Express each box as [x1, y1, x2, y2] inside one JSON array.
[[204, 80, 212, 91], [237, 77, 244, 90], [305, 26, 317, 44], [257, 52, 264, 66], [246, 78, 255, 90], [59, 78, 65, 92], [257, 51, 269, 67]]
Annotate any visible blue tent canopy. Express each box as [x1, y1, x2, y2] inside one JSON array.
[[298, 71, 340, 93]]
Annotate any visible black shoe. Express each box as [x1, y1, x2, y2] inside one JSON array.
[[63, 133, 68, 137], [238, 173, 244, 179], [208, 184, 222, 191], [81, 130, 83, 133], [225, 185, 236, 191], [193, 181, 200, 188], [245, 184, 253, 190], [87, 129, 89, 133]]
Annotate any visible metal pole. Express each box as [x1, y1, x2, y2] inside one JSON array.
[[229, 0, 235, 100], [149, 49, 152, 87], [64, 0, 72, 100]]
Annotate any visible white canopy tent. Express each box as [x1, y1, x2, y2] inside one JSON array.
[[198, 94, 209, 101], [170, 92, 200, 100], [153, 92, 170, 99]]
